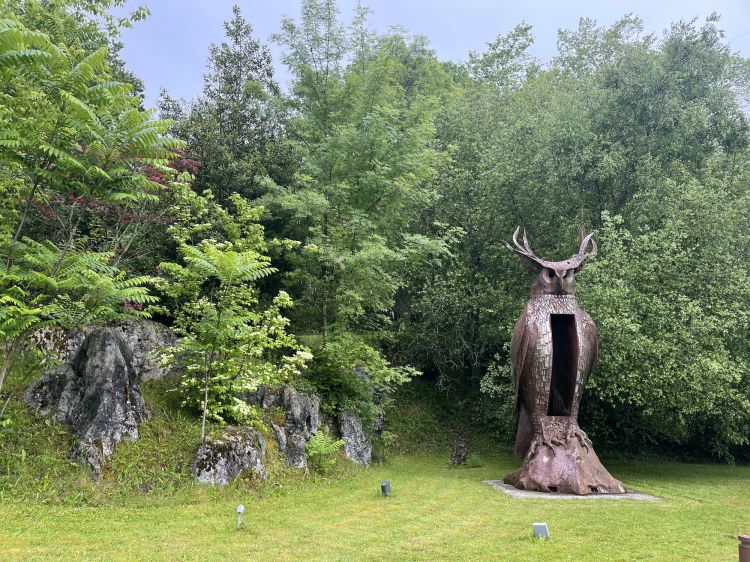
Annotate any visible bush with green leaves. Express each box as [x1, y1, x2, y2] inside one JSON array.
[[578, 209, 750, 460], [305, 332, 418, 427]]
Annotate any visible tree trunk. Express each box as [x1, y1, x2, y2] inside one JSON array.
[[200, 367, 210, 443]]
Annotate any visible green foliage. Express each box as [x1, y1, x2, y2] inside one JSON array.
[[0, 2, 178, 414], [304, 430, 343, 474], [478, 352, 516, 443], [5, 0, 750, 464], [303, 332, 417, 428], [318, 333, 417, 392], [0, 14, 180, 203], [159, 190, 311, 440], [579, 210, 750, 459]]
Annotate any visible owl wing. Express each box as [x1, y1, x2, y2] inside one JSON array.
[[576, 313, 598, 390], [510, 312, 530, 418], [510, 308, 542, 458]]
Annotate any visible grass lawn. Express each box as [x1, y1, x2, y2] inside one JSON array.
[[1, 452, 748, 561]]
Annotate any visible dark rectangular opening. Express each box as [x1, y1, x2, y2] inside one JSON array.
[[547, 314, 578, 416]]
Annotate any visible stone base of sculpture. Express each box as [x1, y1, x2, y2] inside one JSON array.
[[503, 416, 625, 495]]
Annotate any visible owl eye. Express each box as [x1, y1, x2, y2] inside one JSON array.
[[545, 268, 555, 280]]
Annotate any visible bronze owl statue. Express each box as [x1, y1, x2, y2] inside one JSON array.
[[502, 227, 625, 495]]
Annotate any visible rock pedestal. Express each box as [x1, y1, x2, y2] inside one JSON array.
[[503, 416, 625, 495], [25, 328, 147, 479]]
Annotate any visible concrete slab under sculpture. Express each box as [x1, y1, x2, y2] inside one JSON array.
[[502, 227, 625, 495], [483, 480, 659, 501]]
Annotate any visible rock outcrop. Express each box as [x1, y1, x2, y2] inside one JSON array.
[[32, 320, 176, 381], [244, 385, 320, 468], [192, 429, 267, 485], [339, 410, 372, 466], [25, 328, 147, 479], [243, 374, 386, 468], [451, 440, 470, 465]]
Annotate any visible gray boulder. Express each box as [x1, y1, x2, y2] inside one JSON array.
[[25, 328, 147, 479], [244, 385, 320, 468], [192, 429, 267, 485], [339, 410, 372, 466], [338, 367, 382, 466], [110, 320, 177, 381], [32, 320, 176, 381], [271, 423, 287, 451]]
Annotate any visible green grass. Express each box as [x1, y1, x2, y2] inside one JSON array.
[[1, 453, 748, 561], [1, 376, 748, 560]]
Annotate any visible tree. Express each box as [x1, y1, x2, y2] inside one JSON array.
[[268, 0, 448, 335], [260, 1, 458, 417], [159, 188, 311, 442], [159, 5, 290, 204]]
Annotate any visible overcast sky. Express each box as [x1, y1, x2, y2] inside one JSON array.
[[116, 0, 750, 108]]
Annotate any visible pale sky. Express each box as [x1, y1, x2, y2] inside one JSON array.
[[116, 0, 750, 108]]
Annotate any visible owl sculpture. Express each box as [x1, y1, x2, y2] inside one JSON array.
[[502, 227, 625, 495]]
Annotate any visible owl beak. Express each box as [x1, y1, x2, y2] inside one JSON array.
[[555, 270, 566, 293]]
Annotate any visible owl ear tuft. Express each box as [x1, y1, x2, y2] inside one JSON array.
[[572, 231, 597, 271], [505, 226, 545, 269]]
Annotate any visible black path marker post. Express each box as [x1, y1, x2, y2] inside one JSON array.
[[381, 480, 391, 496]]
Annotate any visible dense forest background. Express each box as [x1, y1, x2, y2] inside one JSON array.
[[2, 0, 750, 461]]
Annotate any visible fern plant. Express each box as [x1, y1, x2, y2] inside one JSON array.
[[0, 14, 183, 265], [305, 431, 344, 475]]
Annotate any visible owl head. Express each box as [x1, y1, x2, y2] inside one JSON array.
[[505, 226, 597, 296]]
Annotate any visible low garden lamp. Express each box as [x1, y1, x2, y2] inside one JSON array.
[[381, 480, 391, 496], [236, 504, 245, 529], [533, 522, 549, 540]]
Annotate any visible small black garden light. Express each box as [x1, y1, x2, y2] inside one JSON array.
[[381, 480, 391, 496]]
